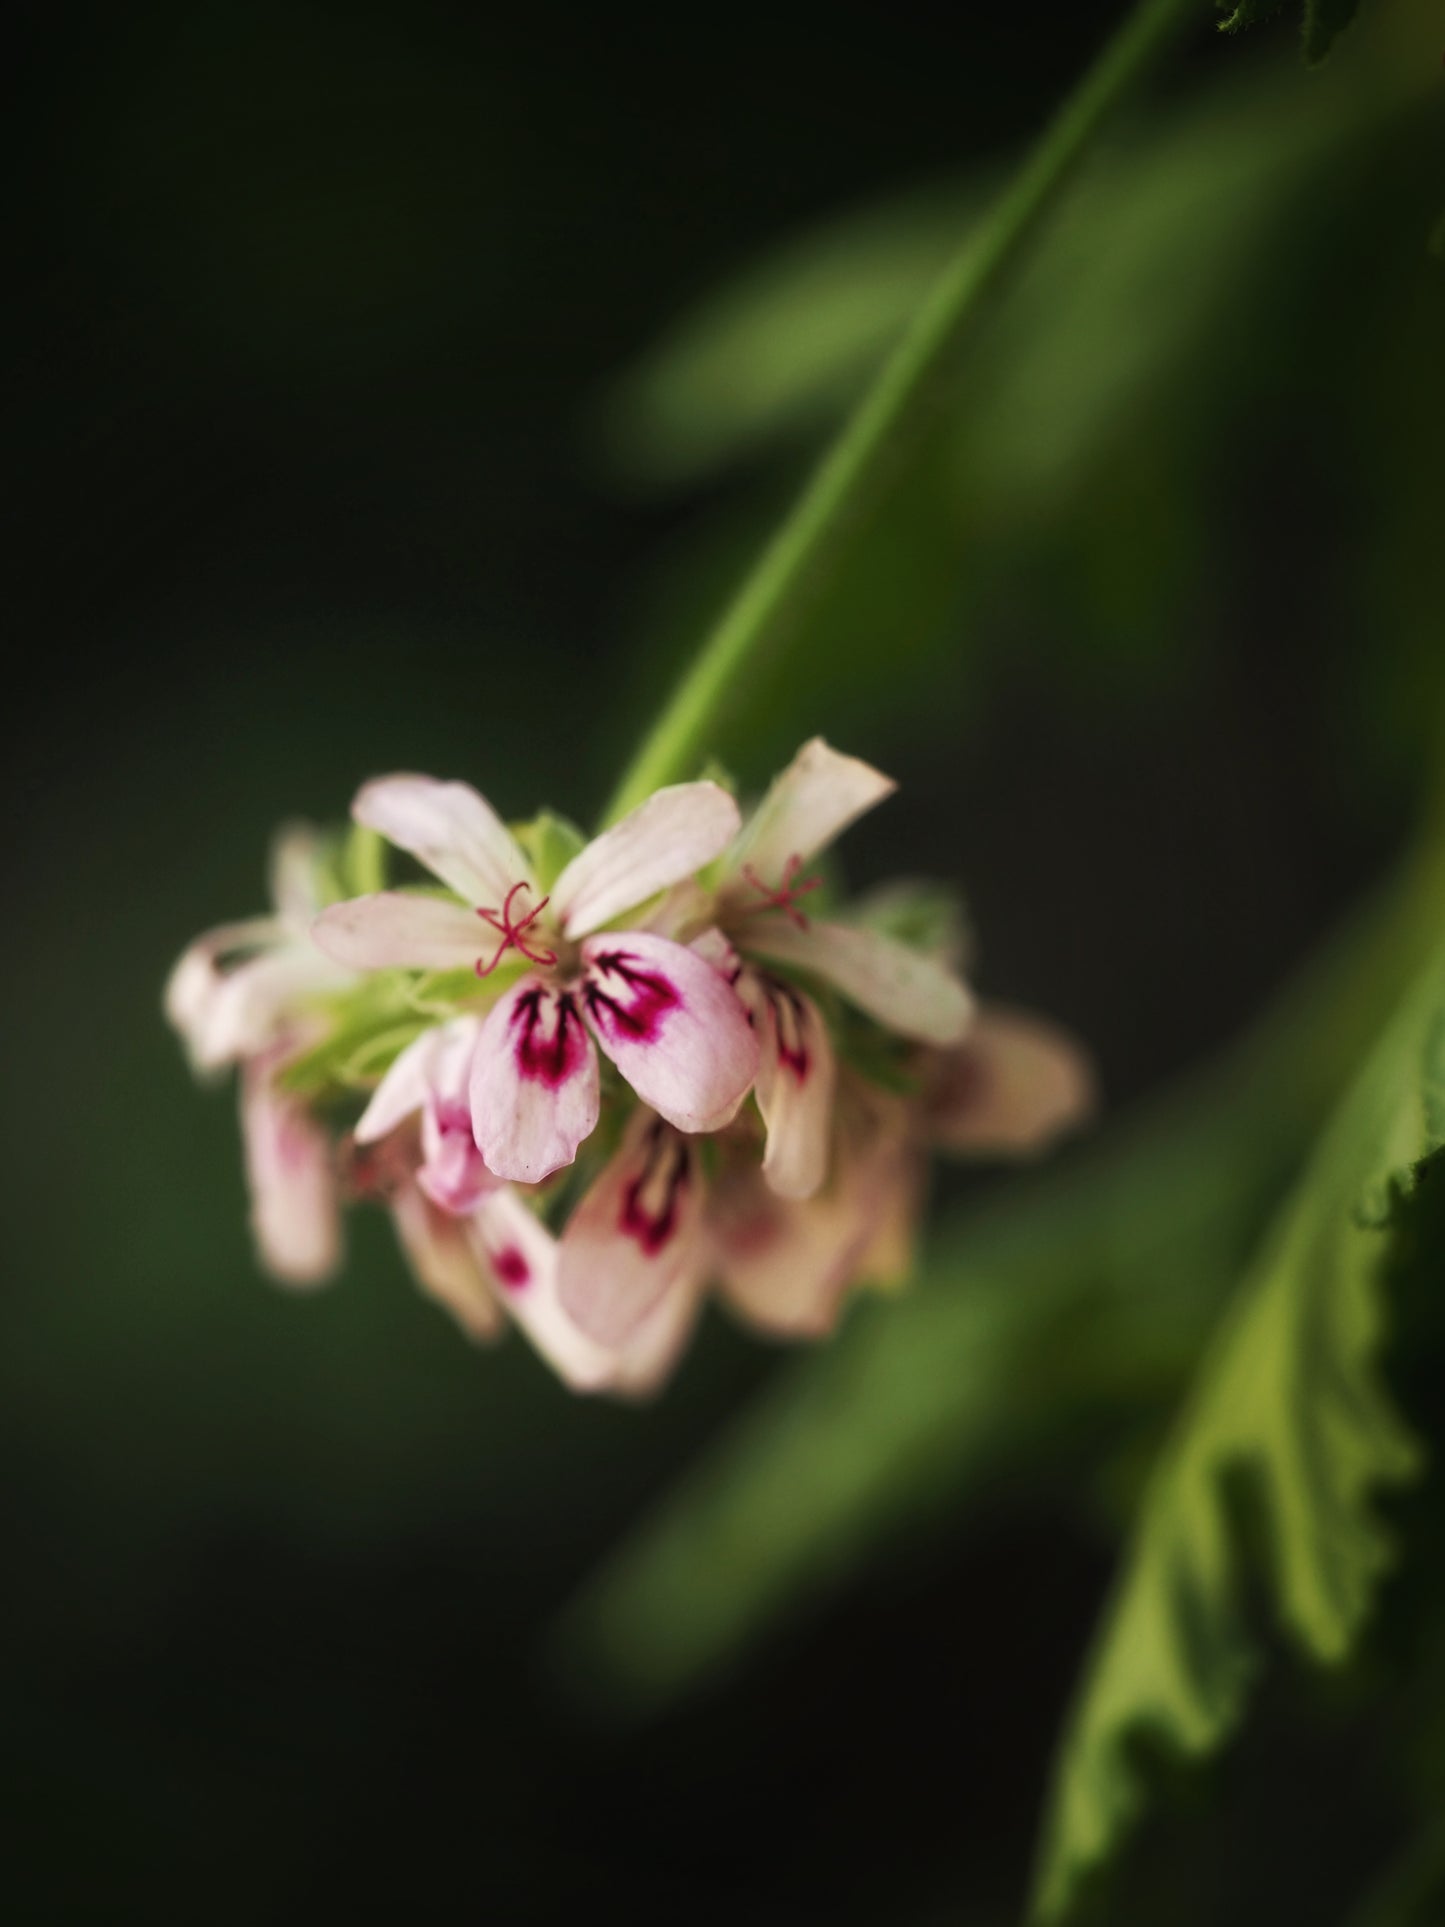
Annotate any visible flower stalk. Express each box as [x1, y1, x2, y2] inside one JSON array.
[[603, 0, 1203, 826]]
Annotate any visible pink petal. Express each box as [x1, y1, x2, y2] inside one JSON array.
[[745, 975, 836, 1200], [354, 1016, 482, 1145], [164, 918, 281, 1069], [557, 1113, 707, 1346], [390, 1181, 505, 1343], [610, 1278, 705, 1400], [470, 977, 600, 1182], [353, 774, 533, 907], [742, 916, 973, 1046], [468, 1190, 617, 1392], [580, 932, 759, 1134], [729, 738, 895, 884], [311, 892, 487, 971], [710, 1083, 917, 1336], [708, 1162, 860, 1339], [551, 781, 740, 938], [240, 1057, 341, 1287], [924, 1004, 1097, 1156]]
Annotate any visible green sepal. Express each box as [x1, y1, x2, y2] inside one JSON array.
[[851, 878, 971, 968], [341, 821, 387, 898], [514, 811, 587, 892]]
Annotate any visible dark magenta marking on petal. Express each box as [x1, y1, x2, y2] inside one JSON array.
[[493, 1245, 531, 1290], [618, 1119, 691, 1257], [510, 986, 587, 1088], [584, 950, 681, 1047], [768, 978, 810, 1080]]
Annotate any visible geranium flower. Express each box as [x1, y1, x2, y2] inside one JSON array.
[[648, 740, 977, 1203], [349, 1076, 698, 1397], [165, 823, 354, 1073], [311, 775, 760, 1184]]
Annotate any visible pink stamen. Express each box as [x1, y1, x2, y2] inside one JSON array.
[[741, 853, 822, 931], [475, 882, 558, 977]]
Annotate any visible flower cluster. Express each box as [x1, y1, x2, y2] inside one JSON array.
[[165, 740, 1093, 1394]]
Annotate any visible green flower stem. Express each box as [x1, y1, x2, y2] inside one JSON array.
[[603, 0, 1203, 824]]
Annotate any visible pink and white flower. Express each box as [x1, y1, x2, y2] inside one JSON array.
[[165, 823, 354, 1074], [352, 1015, 497, 1216], [352, 1091, 697, 1397], [645, 740, 977, 1206], [311, 775, 760, 1183]]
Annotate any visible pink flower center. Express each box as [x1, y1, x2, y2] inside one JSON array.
[[741, 853, 822, 930], [475, 881, 558, 977]]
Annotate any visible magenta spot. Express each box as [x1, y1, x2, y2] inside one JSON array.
[[510, 986, 587, 1088], [768, 979, 810, 1080], [619, 1122, 690, 1257], [493, 1245, 530, 1290], [584, 951, 681, 1047]]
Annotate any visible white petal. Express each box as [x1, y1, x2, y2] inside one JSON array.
[[710, 1084, 917, 1336], [924, 1004, 1097, 1156], [239, 1058, 341, 1288], [355, 1016, 481, 1144], [552, 781, 740, 938], [580, 932, 758, 1134], [163, 918, 282, 1069], [390, 1181, 505, 1343], [311, 892, 486, 971], [468, 1190, 617, 1392], [747, 976, 836, 1200], [730, 738, 895, 884], [353, 774, 532, 907], [470, 978, 600, 1182], [709, 1163, 861, 1340], [743, 916, 973, 1046], [269, 821, 326, 928], [557, 1114, 706, 1346], [610, 1278, 705, 1400]]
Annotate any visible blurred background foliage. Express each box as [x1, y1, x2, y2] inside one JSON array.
[[6, 0, 1444, 1921]]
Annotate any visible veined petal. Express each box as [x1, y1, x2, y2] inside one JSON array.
[[354, 1015, 482, 1145], [240, 1058, 341, 1288], [390, 1181, 504, 1343], [552, 781, 740, 938], [312, 892, 486, 971], [557, 1114, 706, 1346], [468, 1190, 616, 1392], [924, 1004, 1096, 1156], [730, 738, 895, 883], [743, 916, 973, 1046], [353, 774, 533, 907], [471, 978, 599, 1182], [581, 932, 758, 1134], [747, 976, 836, 1200]]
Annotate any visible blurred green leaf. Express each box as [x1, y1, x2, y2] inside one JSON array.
[[1303, 0, 1367, 64], [1345, 1817, 1445, 1927], [1029, 915, 1445, 1922], [600, 30, 1441, 776]]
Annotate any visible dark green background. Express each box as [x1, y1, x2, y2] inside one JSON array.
[[8, 2, 1441, 1920]]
